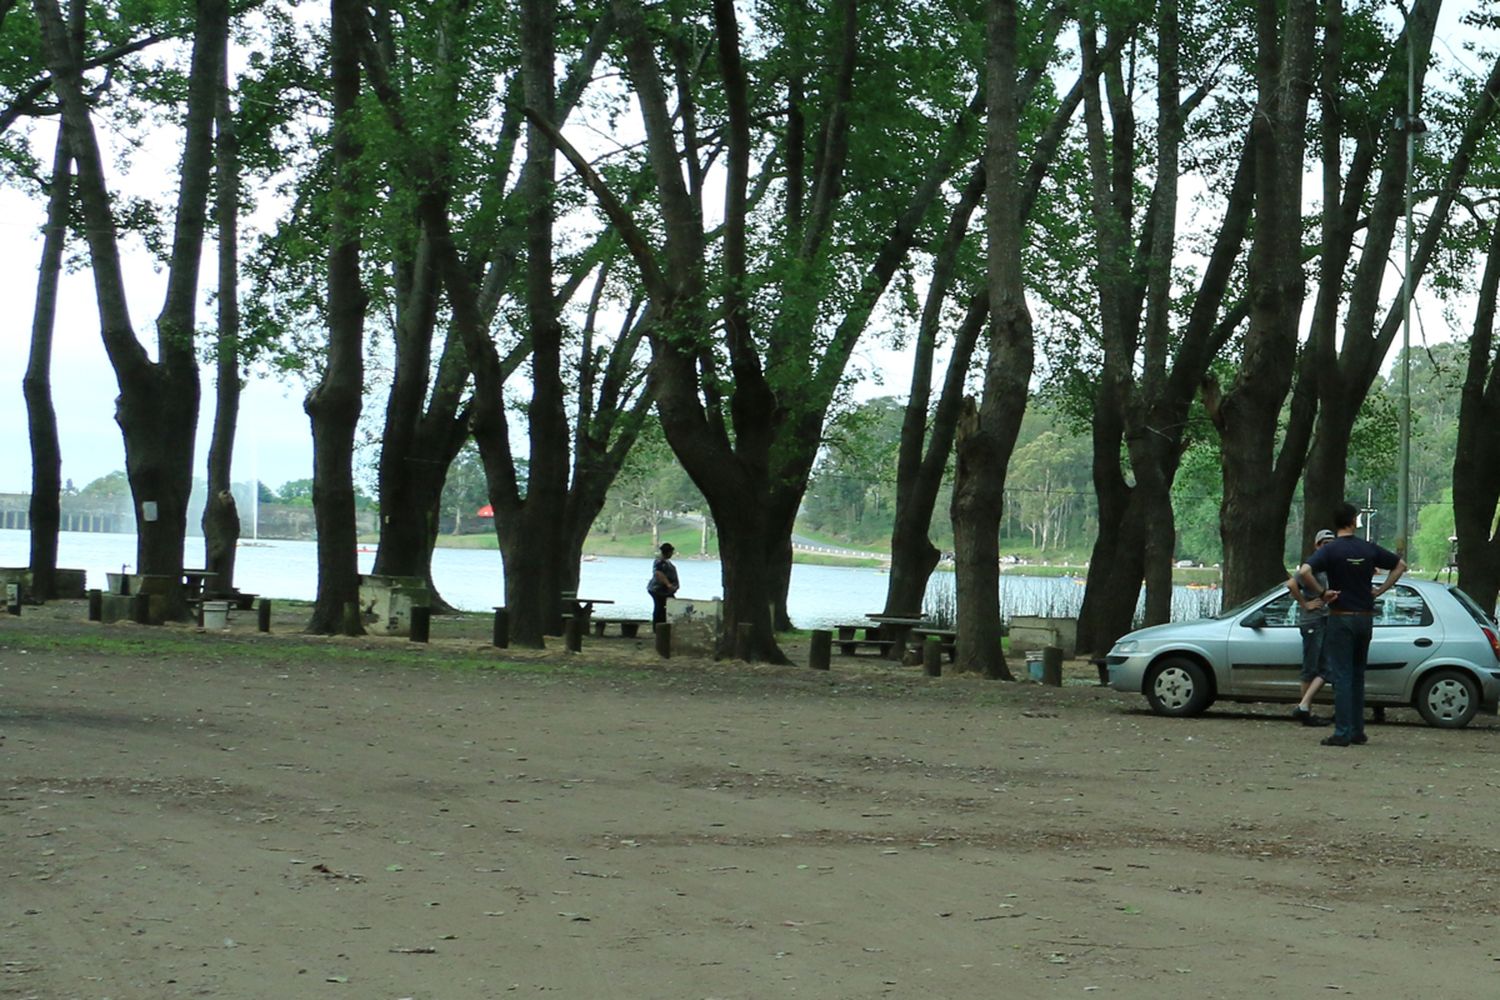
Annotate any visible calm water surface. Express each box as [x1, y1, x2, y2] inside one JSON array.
[[0, 529, 1219, 627]]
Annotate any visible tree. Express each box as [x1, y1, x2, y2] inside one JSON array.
[[439, 444, 487, 536], [201, 13, 241, 595], [33, 0, 228, 618], [304, 0, 367, 635], [1454, 221, 1500, 612], [880, 5, 1102, 620], [553, 0, 989, 659], [1412, 487, 1454, 573], [1008, 429, 1088, 551], [946, 0, 1033, 677], [1200, 0, 1317, 607], [1068, 0, 1253, 654], [603, 420, 702, 544], [1297, 2, 1500, 560], [78, 470, 131, 501], [805, 397, 904, 543], [23, 110, 70, 600], [342, 0, 652, 644]]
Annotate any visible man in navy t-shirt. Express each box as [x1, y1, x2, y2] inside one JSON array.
[[1297, 502, 1406, 747]]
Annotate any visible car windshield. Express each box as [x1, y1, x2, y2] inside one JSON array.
[[1448, 585, 1497, 629], [1212, 589, 1280, 621]]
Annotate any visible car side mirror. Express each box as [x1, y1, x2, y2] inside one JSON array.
[[1242, 612, 1267, 628]]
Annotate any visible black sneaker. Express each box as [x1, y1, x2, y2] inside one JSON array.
[[1320, 735, 1351, 747], [1292, 707, 1332, 727], [1351, 734, 1368, 745]]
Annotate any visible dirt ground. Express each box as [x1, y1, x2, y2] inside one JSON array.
[[4, 602, 1500, 999]]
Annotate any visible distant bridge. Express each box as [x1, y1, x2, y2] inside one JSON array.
[[0, 494, 132, 533], [791, 540, 891, 563]]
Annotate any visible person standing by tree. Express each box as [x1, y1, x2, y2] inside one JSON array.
[[1298, 503, 1407, 747], [1287, 528, 1336, 726], [649, 543, 679, 627]]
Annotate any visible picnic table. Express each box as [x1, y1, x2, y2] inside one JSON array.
[[561, 594, 614, 617], [181, 569, 218, 600], [910, 626, 958, 662], [866, 613, 926, 659]]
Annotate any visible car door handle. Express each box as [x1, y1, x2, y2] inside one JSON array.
[[1414, 638, 1434, 647]]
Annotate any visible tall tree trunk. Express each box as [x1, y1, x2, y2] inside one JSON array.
[[1071, 5, 1226, 655], [25, 121, 70, 602], [1454, 222, 1500, 612], [202, 29, 240, 592], [882, 172, 985, 619], [34, 0, 227, 617], [951, 0, 1032, 677], [884, 30, 1123, 627], [1076, 367, 1140, 651], [371, 239, 470, 612], [1208, 0, 1315, 607], [496, 0, 570, 646], [305, 0, 367, 635]]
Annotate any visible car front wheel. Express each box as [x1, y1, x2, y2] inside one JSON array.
[[1144, 657, 1213, 717], [1414, 669, 1479, 729]]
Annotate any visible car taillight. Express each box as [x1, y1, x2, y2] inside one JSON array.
[[1481, 625, 1500, 663]]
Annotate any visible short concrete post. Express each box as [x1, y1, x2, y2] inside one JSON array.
[[5, 583, 20, 616], [1042, 645, 1063, 687], [563, 615, 582, 652], [492, 607, 509, 648], [923, 636, 942, 677], [257, 599, 272, 633], [654, 621, 671, 659], [809, 629, 832, 670], [87, 588, 102, 622], [409, 605, 431, 643]]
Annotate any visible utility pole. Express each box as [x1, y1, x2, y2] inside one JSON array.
[[1396, 18, 1427, 557]]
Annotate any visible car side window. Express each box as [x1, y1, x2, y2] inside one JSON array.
[[1247, 593, 1298, 627], [1374, 584, 1432, 627]]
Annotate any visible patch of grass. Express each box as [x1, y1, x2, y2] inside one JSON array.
[[0, 625, 660, 683]]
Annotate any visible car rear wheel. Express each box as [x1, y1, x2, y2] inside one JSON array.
[[1144, 657, 1213, 717], [1414, 669, 1479, 729]]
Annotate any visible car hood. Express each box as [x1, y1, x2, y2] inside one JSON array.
[[1113, 617, 1229, 649]]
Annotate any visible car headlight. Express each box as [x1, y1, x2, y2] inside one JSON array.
[[1112, 640, 1139, 655]]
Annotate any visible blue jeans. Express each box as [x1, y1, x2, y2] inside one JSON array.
[[1322, 615, 1373, 740]]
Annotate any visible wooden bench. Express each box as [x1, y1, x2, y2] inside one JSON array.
[[837, 639, 897, 656], [833, 626, 896, 656], [591, 617, 651, 638]]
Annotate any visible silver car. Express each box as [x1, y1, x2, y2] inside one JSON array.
[[1106, 578, 1500, 728]]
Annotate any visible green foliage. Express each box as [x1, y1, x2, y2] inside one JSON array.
[[600, 419, 705, 537], [1007, 428, 1090, 552], [803, 397, 906, 544], [440, 444, 489, 534], [274, 477, 376, 511], [1171, 429, 1224, 565], [79, 471, 131, 500], [1413, 488, 1455, 572]]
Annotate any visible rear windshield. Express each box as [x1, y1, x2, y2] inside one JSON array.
[[1448, 586, 1497, 629]]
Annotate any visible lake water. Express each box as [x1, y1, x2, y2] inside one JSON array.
[[0, 529, 1220, 627]]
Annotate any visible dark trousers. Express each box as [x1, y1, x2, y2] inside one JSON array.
[[1322, 614, 1373, 740], [651, 592, 669, 626]]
